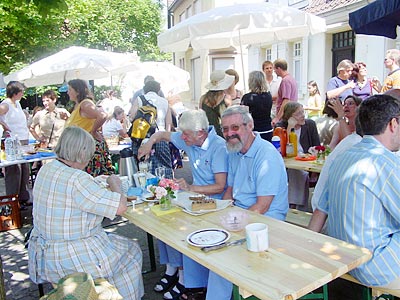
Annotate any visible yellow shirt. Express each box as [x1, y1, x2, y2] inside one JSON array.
[[381, 69, 400, 93], [66, 99, 95, 132]]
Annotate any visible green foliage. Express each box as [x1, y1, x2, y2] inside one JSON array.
[[94, 85, 121, 103], [1, 0, 169, 76]]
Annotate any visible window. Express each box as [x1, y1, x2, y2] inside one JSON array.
[[179, 11, 186, 22], [193, 0, 201, 15], [266, 48, 272, 61], [186, 5, 192, 18], [332, 31, 355, 50], [179, 58, 185, 70], [293, 42, 302, 92]]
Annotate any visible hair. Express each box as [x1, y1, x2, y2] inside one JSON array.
[[144, 75, 155, 84], [68, 79, 93, 102], [358, 94, 400, 135], [384, 88, 400, 101], [386, 49, 400, 65], [225, 69, 239, 85], [143, 80, 161, 94], [322, 97, 338, 118], [282, 102, 303, 122], [248, 71, 268, 93], [200, 90, 224, 107], [273, 59, 288, 71], [221, 105, 254, 128], [6, 81, 24, 98], [55, 126, 96, 163], [112, 106, 125, 119], [307, 80, 320, 96], [179, 110, 209, 132], [351, 62, 367, 80], [32, 106, 43, 116], [336, 59, 353, 74], [106, 90, 115, 98], [42, 89, 57, 101], [262, 60, 273, 70], [344, 95, 362, 107]]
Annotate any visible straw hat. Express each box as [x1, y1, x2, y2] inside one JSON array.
[[41, 272, 99, 300], [205, 70, 235, 91]]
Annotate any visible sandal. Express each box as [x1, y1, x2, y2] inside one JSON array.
[[153, 271, 179, 293], [163, 282, 186, 300], [179, 288, 206, 300]]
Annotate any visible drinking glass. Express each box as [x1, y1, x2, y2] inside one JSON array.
[[137, 172, 147, 192], [155, 167, 166, 179]]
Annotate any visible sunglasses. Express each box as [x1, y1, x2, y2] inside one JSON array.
[[221, 123, 247, 133]]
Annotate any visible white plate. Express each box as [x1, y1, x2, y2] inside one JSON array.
[[186, 228, 230, 247], [175, 192, 233, 215]]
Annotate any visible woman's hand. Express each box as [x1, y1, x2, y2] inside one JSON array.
[[138, 142, 153, 161], [328, 99, 345, 118], [288, 116, 297, 128]]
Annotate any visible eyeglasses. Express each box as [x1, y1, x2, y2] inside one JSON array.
[[221, 123, 247, 133]]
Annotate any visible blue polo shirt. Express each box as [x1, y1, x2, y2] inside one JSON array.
[[171, 126, 228, 199], [227, 134, 288, 220]]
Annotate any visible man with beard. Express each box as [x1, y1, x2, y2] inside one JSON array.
[[199, 105, 289, 300], [222, 105, 288, 218]]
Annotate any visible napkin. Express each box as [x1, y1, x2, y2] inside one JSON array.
[[150, 205, 181, 216]]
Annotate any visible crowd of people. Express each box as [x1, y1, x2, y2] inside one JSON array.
[[2, 47, 400, 300]]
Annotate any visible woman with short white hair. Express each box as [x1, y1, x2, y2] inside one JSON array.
[[28, 126, 144, 300]]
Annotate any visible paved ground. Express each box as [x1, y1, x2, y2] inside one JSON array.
[[0, 159, 375, 300]]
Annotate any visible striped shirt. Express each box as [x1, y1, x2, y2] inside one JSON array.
[[318, 136, 400, 286]]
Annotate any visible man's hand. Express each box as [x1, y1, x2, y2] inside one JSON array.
[[138, 142, 153, 161], [175, 178, 190, 191], [107, 175, 122, 193]]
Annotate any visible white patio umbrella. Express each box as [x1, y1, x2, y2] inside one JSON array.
[[158, 2, 326, 90], [96, 61, 190, 97], [4, 46, 139, 87], [158, 3, 326, 52]]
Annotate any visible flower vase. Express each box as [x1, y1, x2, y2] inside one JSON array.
[[160, 195, 172, 211], [316, 152, 325, 164]]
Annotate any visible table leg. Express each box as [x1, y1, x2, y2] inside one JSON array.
[[142, 233, 156, 274]]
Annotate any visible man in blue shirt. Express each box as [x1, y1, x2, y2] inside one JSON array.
[[312, 94, 400, 289], [203, 105, 289, 300], [138, 109, 228, 300]]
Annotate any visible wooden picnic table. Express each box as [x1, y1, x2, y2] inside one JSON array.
[[283, 157, 323, 173], [123, 203, 371, 300]]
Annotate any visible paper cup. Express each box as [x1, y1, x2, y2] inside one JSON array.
[[245, 223, 269, 252]]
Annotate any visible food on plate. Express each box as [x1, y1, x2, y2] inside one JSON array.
[[189, 194, 206, 201], [126, 195, 137, 202], [191, 198, 217, 211]]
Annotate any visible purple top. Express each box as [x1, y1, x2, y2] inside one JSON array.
[[353, 79, 372, 101]]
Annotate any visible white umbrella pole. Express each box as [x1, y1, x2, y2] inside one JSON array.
[[238, 29, 247, 93]]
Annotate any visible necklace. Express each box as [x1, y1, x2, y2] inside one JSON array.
[[57, 158, 72, 168]]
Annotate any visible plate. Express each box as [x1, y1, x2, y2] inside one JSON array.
[[175, 191, 233, 215], [295, 155, 316, 161], [186, 228, 230, 247]]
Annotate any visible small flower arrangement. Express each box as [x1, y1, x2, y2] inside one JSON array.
[[308, 145, 331, 163], [147, 178, 179, 210]]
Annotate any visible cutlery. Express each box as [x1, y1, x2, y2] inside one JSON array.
[[201, 238, 246, 252]]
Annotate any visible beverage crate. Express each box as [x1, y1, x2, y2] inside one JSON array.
[[0, 194, 22, 231]]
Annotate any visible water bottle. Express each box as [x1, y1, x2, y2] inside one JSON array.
[[4, 134, 15, 161], [271, 136, 281, 153], [14, 135, 23, 160]]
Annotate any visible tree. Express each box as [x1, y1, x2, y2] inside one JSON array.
[[0, 0, 169, 75]]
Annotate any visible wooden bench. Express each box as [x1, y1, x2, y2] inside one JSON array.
[[285, 209, 400, 300]]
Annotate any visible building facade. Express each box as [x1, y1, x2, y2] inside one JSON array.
[[165, 0, 400, 107]]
